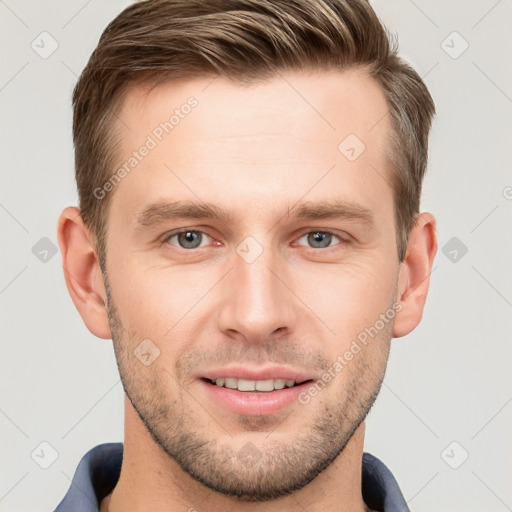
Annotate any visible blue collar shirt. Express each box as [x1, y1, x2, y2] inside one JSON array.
[[55, 443, 410, 512]]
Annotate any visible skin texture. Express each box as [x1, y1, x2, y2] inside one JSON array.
[[58, 68, 437, 512]]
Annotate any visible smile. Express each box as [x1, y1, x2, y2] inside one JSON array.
[[203, 377, 312, 392]]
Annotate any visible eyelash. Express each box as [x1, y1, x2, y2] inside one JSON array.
[[161, 228, 350, 252]]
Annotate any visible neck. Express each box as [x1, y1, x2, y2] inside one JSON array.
[[102, 397, 372, 512]]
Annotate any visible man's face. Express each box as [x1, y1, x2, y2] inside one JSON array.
[[103, 69, 400, 500]]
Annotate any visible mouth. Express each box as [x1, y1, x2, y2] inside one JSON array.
[[198, 372, 316, 416], [201, 377, 314, 393]]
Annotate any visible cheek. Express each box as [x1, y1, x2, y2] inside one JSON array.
[[291, 257, 395, 341], [110, 246, 396, 349], [109, 260, 219, 340]]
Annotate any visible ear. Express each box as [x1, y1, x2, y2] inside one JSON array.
[[393, 212, 438, 338], [57, 206, 112, 339]]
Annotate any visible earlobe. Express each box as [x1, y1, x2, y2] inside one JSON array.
[[57, 206, 112, 339], [392, 212, 438, 338]]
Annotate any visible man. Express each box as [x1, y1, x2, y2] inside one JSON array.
[[55, 0, 437, 510]]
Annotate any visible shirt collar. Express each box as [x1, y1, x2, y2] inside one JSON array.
[[55, 443, 409, 512]]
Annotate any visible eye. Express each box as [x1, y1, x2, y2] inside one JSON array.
[[164, 230, 213, 249], [161, 228, 348, 252], [295, 230, 347, 250]]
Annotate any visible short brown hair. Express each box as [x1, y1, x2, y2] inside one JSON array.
[[72, 0, 435, 265]]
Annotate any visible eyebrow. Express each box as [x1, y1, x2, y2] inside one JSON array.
[[288, 200, 375, 227], [136, 200, 234, 227], [135, 199, 375, 230]]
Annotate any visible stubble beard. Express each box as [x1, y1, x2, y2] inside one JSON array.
[[103, 273, 392, 501]]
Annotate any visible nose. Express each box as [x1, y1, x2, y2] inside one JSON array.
[[216, 242, 297, 344]]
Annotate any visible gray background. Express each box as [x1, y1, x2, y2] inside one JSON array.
[[1, 0, 511, 510]]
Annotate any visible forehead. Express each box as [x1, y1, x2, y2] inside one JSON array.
[[120, 68, 390, 146], [109, 68, 393, 228]]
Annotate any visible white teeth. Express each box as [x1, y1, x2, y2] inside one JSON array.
[[211, 377, 298, 392], [273, 379, 286, 390], [237, 379, 255, 391], [255, 379, 275, 391], [224, 377, 238, 389]]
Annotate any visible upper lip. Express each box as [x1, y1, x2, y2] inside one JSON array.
[[199, 365, 318, 384]]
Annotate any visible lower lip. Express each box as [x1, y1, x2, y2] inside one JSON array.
[[198, 379, 312, 416]]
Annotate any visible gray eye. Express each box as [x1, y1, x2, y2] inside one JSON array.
[[299, 231, 338, 249], [172, 231, 207, 249], [309, 232, 331, 248]]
